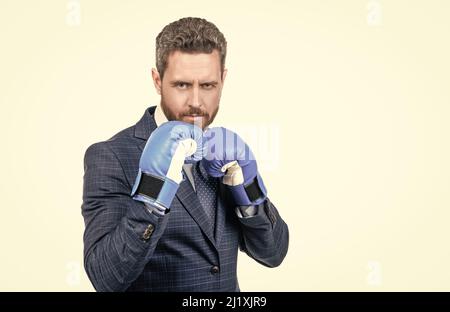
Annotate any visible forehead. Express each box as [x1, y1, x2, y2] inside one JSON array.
[[164, 49, 221, 80]]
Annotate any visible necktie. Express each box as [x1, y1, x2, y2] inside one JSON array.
[[192, 161, 218, 225]]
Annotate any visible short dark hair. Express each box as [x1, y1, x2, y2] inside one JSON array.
[[155, 17, 227, 81]]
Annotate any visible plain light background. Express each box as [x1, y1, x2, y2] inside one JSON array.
[[1, 0, 449, 291]]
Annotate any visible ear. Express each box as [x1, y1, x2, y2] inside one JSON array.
[[221, 68, 228, 84], [151, 68, 162, 95]]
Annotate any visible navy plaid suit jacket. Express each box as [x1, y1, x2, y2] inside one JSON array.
[[81, 106, 289, 292]]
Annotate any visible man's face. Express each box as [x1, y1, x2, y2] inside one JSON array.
[[152, 49, 227, 130]]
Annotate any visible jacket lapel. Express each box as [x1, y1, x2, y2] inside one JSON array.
[[175, 178, 216, 246]]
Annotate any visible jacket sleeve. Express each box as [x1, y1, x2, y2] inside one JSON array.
[[236, 197, 289, 268], [81, 142, 170, 292]]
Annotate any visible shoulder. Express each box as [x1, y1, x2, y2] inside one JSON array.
[[84, 125, 142, 165]]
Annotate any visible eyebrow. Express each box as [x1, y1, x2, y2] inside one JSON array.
[[170, 80, 219, 86]]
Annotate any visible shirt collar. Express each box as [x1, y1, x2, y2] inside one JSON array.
[[154, 104, 168, 127]]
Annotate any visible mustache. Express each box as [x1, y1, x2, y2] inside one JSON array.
[[182, 108, 208, 117]]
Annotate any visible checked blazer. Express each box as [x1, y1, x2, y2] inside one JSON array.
[[81, 106, 289, 292]]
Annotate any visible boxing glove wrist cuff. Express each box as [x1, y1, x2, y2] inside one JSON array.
[[244, 175, 265, 202], [131, 170, 178, 210], [228, 173, 267, 206]]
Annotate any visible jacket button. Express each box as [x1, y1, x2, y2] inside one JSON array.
[[142, 224, 155, 241], [210, 266, 220, 274]]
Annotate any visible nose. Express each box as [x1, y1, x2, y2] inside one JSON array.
[[189, 84, 201, 108]]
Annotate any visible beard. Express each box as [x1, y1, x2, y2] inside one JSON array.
[[160, 94, 219, 130]]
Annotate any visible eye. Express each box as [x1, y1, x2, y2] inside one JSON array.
[[176, 83, 188, 89], [202, 84, 215, 89]]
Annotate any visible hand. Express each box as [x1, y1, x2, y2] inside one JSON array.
[[131, 121, 204, 210], [201, 127, 267, 206]]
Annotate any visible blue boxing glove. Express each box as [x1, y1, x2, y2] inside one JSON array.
[[131, 121, 204, 211], [201, 127, 267, 206]]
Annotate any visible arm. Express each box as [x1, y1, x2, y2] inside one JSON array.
[[82, 142, 169, 292], [236, 197, 289, 268], [201, 127, 289, 268], [82, 121, 204, 291]]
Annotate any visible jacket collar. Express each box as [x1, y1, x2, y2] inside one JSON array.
[[133, 104, 170, 140], [133, 106, 157, 140]]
